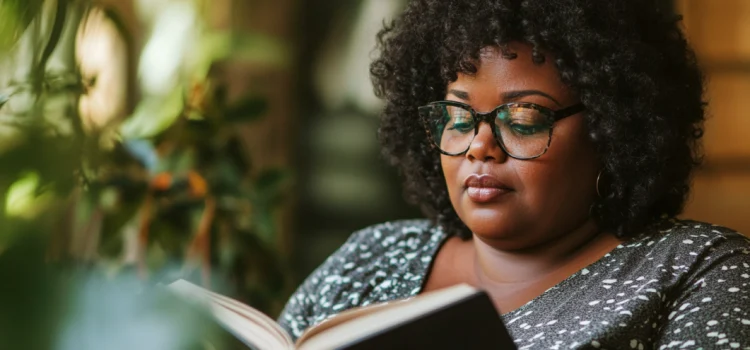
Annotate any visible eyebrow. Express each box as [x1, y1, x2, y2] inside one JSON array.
[[503, 90, 562, 107], [448, 89, 562, 107], [448, 89, 470, 100]]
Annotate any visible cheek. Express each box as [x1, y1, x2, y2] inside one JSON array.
[[440, 155, 463, 199], [518, 126, 598, 210], [440, 154, 457, 183]]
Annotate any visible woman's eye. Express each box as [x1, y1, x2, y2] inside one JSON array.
[[448, 119, 474, 133], [509, 123, 546, 136]]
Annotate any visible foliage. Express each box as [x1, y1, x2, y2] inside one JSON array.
[[0, 233, 234, 350], [0, 0, 291, 348]]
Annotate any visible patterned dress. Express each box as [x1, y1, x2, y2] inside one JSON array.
[[278, 219, 750, 349]]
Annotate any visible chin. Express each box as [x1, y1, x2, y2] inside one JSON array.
[[459, 203, 543, 248], [471, 230, 532, 251], [460, 208, 520, 238]]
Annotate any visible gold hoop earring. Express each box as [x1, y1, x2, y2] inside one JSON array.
[[596, 170, 603, 198]]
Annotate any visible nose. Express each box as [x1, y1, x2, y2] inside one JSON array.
[[466, 122, 508, 162]]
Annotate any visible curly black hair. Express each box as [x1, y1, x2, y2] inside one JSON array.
[[370, 0, 705, 239]]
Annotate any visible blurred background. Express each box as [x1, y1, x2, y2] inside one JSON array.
[[0, 0, 747, 348], [676, 0, 750, 237]]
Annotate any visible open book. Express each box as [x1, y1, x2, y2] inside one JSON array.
[[168, 279, 517, 349]]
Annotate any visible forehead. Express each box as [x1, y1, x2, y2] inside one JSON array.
[[447, 43, 575, 105]]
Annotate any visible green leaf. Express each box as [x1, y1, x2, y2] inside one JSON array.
[[256, 169, 287, 189], [0, 0, 44, 52], [0, 234, 65, 350], [254, 168, 290, 209], [224, 97, 267, 122], [171, 149, 196, 174], [121, 87, 184, 139], [189, 32, 232, 80], [5, 172, 53, 218], [211, 159, 242, 192], [35, 0, 67, 73], [251, 205, 276, 245], [226, 137, 250, 174], [0, 93, 9, 109], [244, 169, 289, 245]]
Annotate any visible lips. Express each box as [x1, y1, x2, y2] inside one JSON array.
[[464, 174, 513, 203]]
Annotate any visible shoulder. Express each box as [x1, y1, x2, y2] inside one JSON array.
[[627, 220, 750, 347], [631, 218, 749, 254], [309, 219, 447, 298], [277, 219, 448, 339], [620, 218, 750, 289], [332, 219, 447, 263], [601, 218, 750, 293]]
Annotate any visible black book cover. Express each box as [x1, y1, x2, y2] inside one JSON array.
[[338, 292, 517, 350]]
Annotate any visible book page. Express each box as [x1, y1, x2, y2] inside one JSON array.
[[297, 284, 478, 350], [295, 299, 406, 345], [168, 280, 293, 350]]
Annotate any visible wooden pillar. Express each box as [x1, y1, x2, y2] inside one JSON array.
[[226, 0, 298, 253]]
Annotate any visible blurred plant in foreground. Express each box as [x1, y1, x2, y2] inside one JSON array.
[[0, 0, 290, 348]]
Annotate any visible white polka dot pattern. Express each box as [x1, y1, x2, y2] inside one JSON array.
[[277, 219, 750, 349]]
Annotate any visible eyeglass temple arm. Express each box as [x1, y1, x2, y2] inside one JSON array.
[[553, 103, 585, 121]]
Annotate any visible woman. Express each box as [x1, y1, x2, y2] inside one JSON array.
[[279, 0, 750, 347]]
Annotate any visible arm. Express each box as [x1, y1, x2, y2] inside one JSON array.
[[276, 227, 374, 340]]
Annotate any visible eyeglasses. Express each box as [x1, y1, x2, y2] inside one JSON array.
[[418, 101, 585, 160]]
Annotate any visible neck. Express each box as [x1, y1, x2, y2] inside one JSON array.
[[472, 219, 609, 285]]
